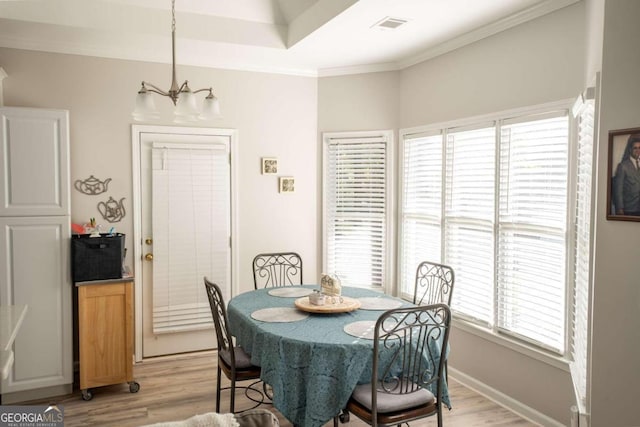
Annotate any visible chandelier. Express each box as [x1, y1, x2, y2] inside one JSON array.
[[132, 0, 220, 122]]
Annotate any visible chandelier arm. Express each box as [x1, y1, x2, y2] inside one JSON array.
[[176, 81, 190, 94], [192, 88, 213, 94], [142, 81, 172, 97]]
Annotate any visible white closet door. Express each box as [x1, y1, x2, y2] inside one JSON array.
[[0, 107, 70, 217]]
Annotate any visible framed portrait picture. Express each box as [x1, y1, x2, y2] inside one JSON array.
[[279, 176, 295, 193], [261, 157, 278, 175], [607, 127, 640, 221]]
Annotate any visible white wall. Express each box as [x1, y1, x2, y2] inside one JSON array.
[[591, 1, 640, 425], [0, 47, 319, 294]]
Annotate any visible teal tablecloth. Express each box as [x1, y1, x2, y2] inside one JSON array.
[[227, 285, 450, 427]]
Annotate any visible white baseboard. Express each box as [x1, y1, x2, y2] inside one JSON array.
[[450, 368, 565, 427]]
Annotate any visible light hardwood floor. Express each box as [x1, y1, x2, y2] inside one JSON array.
[[25, 351, 538, 426]]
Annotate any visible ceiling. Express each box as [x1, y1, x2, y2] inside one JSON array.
[[0, 0, 579, 77]]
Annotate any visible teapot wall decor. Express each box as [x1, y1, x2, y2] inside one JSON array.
[[97, 196, 126, 223], [74, 175, 112, 195]]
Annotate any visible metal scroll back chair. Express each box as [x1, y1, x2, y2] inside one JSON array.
[[343, 304, 451, 427], [252, 252, 303, 289], [413, 261, 455, 306], [203, 277, 263, 413]]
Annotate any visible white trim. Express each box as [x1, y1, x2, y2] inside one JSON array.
[[400, 99, 573, 138], [317, 62, 399, 77], [450, 368, 565, 427], [131, 124, 238, 362], [0, 67, 6, 107]]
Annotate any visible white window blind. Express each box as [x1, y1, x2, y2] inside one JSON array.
[[571, 94, 595, 409], [445, 125, 495, 325], [152, 144, 230, 333], [324, 135, 389, 288], [399, 103, 576, 354], [400, 132, 443, 297], [497, 114, 569, 352]]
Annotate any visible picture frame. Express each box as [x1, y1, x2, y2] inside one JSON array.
[[279, 176, 295, 193], [261, 157, 278, 175], [607, 127, 640, 221]]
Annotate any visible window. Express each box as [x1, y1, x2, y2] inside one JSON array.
[[323, 131, 392, 289], [400, 104, 573, 354]]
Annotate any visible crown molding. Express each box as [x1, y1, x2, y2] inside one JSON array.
[[317, 61, 400, 77], [0, 36, 319, 78]]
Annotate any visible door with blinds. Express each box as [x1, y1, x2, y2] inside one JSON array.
[[140, 131, 231, 357]]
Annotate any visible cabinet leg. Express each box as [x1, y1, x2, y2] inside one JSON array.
[[129, 381, 140, 393], [81, 389, 93, 401]]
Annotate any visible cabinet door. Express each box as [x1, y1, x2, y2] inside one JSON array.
[[0, 107, 70, 217], [79, 282, 133, 389], [0, 216, 72, 393]]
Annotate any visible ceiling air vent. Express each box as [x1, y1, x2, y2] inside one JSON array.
[[372, 17, 408, 30]]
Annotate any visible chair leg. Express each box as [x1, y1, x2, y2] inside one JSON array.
[[216, 365, 222, 413], [230, 376, 236, 413]]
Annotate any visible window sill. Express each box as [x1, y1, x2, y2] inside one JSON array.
[[452, 317, 570, 372]]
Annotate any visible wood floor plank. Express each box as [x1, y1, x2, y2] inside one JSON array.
[[21, 351, 538, 426]]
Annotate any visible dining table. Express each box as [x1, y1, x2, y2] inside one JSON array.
[[227, 285, 451, 427]]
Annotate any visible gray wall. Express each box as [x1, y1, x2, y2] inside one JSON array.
[[0, 47, 319, 293], [591, 1, 640, 425]]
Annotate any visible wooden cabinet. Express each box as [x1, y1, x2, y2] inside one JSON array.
[[77, 279, 139, 400]]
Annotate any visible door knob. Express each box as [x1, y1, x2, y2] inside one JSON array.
[[145, 238, 153, 245], [145, 253, 153, 261]]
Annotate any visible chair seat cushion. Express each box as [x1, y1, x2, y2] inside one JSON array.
[[219, 346, 253, 369], [351, 382, 435, 413]]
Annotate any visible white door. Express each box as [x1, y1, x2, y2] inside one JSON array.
[[0, 216, 72, 394], [0, 107, 70, 217], [138, 129, 232, 358]]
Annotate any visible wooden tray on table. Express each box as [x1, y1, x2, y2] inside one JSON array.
[[294, 295, 361, 313]]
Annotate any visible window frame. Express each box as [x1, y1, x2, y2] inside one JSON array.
[[398, 100, 577, 365], [322, 130, 394, 293]]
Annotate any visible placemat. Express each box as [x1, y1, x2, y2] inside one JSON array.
[[267, 287, 312, 298], [251, 307, 309, 322], [343, 320, 377, 340], [357, 297, 403, 311]]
